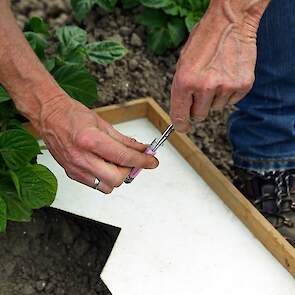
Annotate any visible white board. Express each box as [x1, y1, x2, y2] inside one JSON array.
[[38, 118, 295, 295]]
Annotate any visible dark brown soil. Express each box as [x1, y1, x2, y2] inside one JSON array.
[[0, 209, 119, 295], [0, 1, 234, 294]]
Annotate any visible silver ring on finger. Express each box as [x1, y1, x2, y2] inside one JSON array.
[[93, 177, 101, 190]]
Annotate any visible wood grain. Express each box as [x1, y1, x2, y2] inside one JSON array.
[[95, 98, 148, 124]]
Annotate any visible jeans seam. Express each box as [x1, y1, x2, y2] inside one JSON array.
[[233, 154, 295, 163]]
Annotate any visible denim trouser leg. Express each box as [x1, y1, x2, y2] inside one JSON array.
[[228, 0, 295, 172]]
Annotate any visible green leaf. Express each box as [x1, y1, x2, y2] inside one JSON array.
[[0, 195, 7, 232], [162, 1, 180, 16], [122, 0, 140, 9], [62, 48, 88, 65], [24, 17, 49, 35], [147, 27, 172, 55], [4, 195, 32, 222], [136, 7, 186, 54], [96, 0, 117, 11], [43, 58, 56, 72], [85, 41, 127, 65], [185, 11, 202, 31], [140, 0, 171, 9], [9, 170, 21, 197], [71, 0, 117, 19], [189, 0, 209, 11], [0, 86, 10, 103], [54, 65, 97, 106], [24, 32, 48, 59], [71, 0, 97, 21], [0, 155, 6, 172], [6, 119, 24, 131], [167, 18, 186, 47], [0, 129, 41, 170], [178, 6, 189, 17], [0, 101, 17, 123], [14, 164, 57, 209], [135, 8, 167, 28], [0, 178, 32, 222], [56, 26, 87, 55]]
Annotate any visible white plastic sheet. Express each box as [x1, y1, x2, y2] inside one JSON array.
[[38, 118, 295, 295]]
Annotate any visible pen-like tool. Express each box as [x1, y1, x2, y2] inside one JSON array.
[[125, 124, 174, 183]]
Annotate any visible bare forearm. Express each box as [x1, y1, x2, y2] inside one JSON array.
[[207, 0, 271, 33], [0, 1, 159, 193], [209, 0, 270, 18], [187, 0, 271, 70], [0, 0, 64, 125], [170, 0, 270, 131]]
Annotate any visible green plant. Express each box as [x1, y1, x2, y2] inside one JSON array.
[[136, 0, 209, 54], [0, 17, 127, 232], [70, 0, 209, 54], [71, 0, 118, 21]]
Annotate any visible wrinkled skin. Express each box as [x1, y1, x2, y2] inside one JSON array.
[[170, 0, 270, 133], [36, 95, 159, 194], [0, 0, 269, 193], [0, 0, 158, 194]]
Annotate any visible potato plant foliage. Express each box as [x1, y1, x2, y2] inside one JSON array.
[[71, 0, 209, 54], [0, 17, 127, 231]]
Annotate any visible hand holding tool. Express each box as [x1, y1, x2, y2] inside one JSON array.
[[125, 124, 174, 183]]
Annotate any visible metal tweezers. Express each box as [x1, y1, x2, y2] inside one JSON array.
[[150, 124, 175, 152]]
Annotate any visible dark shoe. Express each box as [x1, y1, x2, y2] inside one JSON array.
[[234, 168, 295, 246]]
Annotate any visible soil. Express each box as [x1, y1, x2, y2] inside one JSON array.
[[1, 1, 234, 294], [0, 209, 120, 295]]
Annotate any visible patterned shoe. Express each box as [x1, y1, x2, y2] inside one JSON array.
[[234, 168, 295, 246]]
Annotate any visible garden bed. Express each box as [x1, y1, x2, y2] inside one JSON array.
[[0, 1, 233, 294]]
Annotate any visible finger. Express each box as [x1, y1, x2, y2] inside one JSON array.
[[72, 152, 129, 188], [211, 92, 234, 110], [65, 167, 114, 194], [75, 151, 151, 188], [228, 91, 249, 105], [46, 145, 115, 193], [190, 89, 215, 120], [77, 129, 159, 169], [48, 143, 121, 189], [170, 76, 193, 133], [96, 181, 114, 194], [117, 166, 131, 180], [107, 127, 147, 152]]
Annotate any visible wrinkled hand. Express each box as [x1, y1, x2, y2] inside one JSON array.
[[36, 95, 158, 194], [170, 9, 259, 132]]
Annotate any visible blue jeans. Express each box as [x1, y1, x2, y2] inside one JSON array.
[[228, 0, 295, 172]]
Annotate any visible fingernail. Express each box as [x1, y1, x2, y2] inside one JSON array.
[[195, 117, 205, 122], [131, 138, 137, 142], [175, 124, 190, 133], [149, 158, 159, 169]]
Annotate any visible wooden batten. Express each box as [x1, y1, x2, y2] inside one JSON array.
[[95, 98, 148, 124]]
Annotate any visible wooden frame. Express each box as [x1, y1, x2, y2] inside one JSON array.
[[97, 97, 295, 278], [27, 97, 295, 277]]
